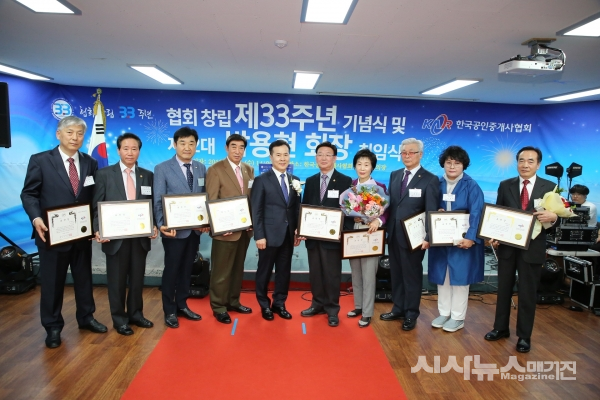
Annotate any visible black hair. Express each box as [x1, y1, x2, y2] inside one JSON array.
[[117, 132, 142, 150], [315, 141, 337, 156], [438, 145, 470, 169], [569, 184, 590, 196], [269, 139, 291, 154], [516, 146, 542, 163], [173, 127, 198, 143], [226, 133, 247, 147], [352, 148, 377, 169]]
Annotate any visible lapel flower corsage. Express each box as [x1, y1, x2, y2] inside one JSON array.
[[291, 179, 303, 195]]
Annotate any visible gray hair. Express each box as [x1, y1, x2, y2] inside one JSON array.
[[400, 138, 424, 152], [57, 116, 87, 132]]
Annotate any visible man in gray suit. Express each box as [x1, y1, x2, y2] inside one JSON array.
[[92, 133, 158, 335], [154, 127, 209, 328]]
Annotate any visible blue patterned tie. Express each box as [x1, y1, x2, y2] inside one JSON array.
[[280, 173, 289, 203], [400, 170, 411, 196], [184, 163, 193, 191]]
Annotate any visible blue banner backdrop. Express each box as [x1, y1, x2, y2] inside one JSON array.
[[1, 73, 599, 258]]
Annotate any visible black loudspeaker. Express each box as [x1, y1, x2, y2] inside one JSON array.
[[0, 82, 10, 148]]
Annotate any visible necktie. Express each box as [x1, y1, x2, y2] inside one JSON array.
[[68, 157, 79, 196], [235, 166, 244, 194], [280, 173, 289, 203], [320, 174, 328, 202], [400, 170, 411, 197], [184, 163, 193, 191], [125, 168, 135, 200], [521, 179, 530, 210]]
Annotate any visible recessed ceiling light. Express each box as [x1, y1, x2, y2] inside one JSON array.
[[557, 11, 600, 37], [301, 0, 358, 24], [421, 79, 481, 95], [542, 87, 600, 102], [293, 71, 322, 90], [0, 63, 52, 80], [128, 65, 182, 85], [14, 0, 81, 14]]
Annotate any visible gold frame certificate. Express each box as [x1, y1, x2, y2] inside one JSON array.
[[428, 211, 470, 247], [43, 203, 93, 247], [206, 195, 252, 236], [341, 229, 385, 259], [297, 205, 344, 242], [162, 193, 210, 229], [98, 199, 154, 240], [401, 211, 427, 251], [477, 203, 535, 250]]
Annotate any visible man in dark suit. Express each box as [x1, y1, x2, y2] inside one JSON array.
[[21, 116, 107, 349], [92, 133, 158, 335], [299, 141, 353, 327], [381, 138, 439, 331], [484, 146, 558, 353], [251, 140, 301, 321], [206, 134, 254, 324], [153, 127, 209, 328]]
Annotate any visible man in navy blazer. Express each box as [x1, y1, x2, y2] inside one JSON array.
[[251, 140, 301, 321], [299, 141, 353, 327], [153, 127, 209, 328], [92, 133, 158, 335], [381, 138, 439, 331], [21, 116, 107, 349]]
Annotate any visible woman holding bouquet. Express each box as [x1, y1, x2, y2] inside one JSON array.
[[428, 146, 484, 332], [346, 149, 389, 327]]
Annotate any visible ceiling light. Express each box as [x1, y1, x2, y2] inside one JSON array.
[[301, 0, 358, 24], [293, 71, 322, 90], [542, 87, 600, 102], [420, 79, 481, 95], [0, 63, 52, 80], [14, 0, 81, 14], [557, 11, 600, 37], [128, 65, 182, 85]]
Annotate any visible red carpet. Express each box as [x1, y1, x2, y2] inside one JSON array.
[[123, 292, 406, 400]]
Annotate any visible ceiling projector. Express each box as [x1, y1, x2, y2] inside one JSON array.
[[499, 38, 565, 76]]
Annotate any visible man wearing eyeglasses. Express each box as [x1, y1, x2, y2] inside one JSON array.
[[298, 142, 353, 327], [381, 138, 439, 331]]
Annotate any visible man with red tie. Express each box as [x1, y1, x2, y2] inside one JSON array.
[[484, 146, 558, 353]]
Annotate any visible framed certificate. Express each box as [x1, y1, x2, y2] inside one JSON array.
[[43, 203, 93, 247], [428, 211, 470, 247], [477, 203, 535, 250], [401, 211, 426, 251], [341, 229, 385, 259], [206, 195, 252, 236], [98, 199, 154, 240], [162, 193, 210, 229], [297, 205, 344, 242]]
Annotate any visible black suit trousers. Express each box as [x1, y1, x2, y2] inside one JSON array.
[[105, 238, 148, 326], [307, 241, 342, 316], [255, 230, 293, 309], [37, 240, 95, 332], [389, 241, 425, 319], [494, 250, 542, 339], [161, 234, 200, 315]]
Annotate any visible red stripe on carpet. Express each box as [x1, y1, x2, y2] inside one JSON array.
[[122, 292, 406, 400]]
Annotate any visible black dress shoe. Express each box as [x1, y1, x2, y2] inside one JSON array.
[[131, 317, 154, 328], [328, 315, 340, 327], [516, 338, 531, 353], [78, 318, 108, 333], [165, 314, 179, 328], [402, 318, 417, 331], [484, 329, 510, 341], [261, 308, 274, 321], [214, 311, 232, 324], [45, 329, 61, 349], [301, 307, 326, 317], [272, 306, 292, 319], [177, 307, 201, 321], [115, 324, 134, 336], [226, 305, 253, 314], [380, 312, 405, 321]]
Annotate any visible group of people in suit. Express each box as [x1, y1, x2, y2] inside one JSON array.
[[21, 116, 560, 354]]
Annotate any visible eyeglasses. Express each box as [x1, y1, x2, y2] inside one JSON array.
[[444, 161, 462, 167], [316, 153, 334, 158], [400, 151, 421, 157]]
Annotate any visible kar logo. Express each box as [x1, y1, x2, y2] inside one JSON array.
[[422, 114, 453, 135]]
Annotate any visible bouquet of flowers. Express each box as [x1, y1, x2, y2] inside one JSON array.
[[339, 184, 390, 223], [531, 185, 577, 238]]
